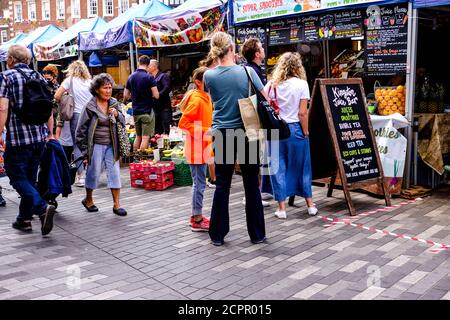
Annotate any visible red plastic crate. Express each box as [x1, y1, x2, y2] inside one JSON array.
[[144, 174, 174, 191], [131, 178, 145, 188], [142, 161, 175, 175]]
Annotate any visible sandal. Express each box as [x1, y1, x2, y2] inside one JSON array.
[[82, 199, 98, 212]]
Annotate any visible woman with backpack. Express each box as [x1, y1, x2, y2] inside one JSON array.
[[54, 61, 92, 187]]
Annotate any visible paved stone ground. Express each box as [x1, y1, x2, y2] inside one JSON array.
[[0, 169, 449, 300]]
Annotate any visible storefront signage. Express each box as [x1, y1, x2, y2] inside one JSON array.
[[134, 5, 226, 48], [309, 78, 390, 215], [34, 43, 78, 61], [364, 3, 408, 76], [233, 0, 388, 24], [79, 24, 132, 51], [235, 25, 268, 71], [268, 18, 302, 45], [268, 8, 362, 45]]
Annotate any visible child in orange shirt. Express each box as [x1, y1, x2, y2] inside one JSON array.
[[178, 67, 213, 232]]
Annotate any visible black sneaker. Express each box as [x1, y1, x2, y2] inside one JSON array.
[[40, 205, 56, 236], [12, 220, 32, 232]]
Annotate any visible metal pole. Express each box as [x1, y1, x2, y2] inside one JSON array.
[[78, 50, 82, 61], [32, 58, 38, 71], [129, 42, 135, 73], [135, 46, 139, 68], [157, 49, 160, 61], [404, 2, 418, 188]]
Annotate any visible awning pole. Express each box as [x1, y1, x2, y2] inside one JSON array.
[[135, 47, 139, 68], [32, 58, 38, 71], [404, 2, 418, 188], [78, 50, 82, 61], [129, 42, 135, 73]]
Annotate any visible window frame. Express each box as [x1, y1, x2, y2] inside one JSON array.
[[103, 0, 113, 17], [119, 0, 130, 14], [28, 0, 37, 21], [56, 0, 65, 20], [41, 0, 51, 21], [88, 0, 98, 17], [14, 1, 23, 22], [71, 0, 81, 19]]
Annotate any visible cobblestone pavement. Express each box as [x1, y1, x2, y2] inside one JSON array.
[[0, 170, 449, 300]]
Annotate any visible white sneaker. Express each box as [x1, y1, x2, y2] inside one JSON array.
[[242, 197, 270, 207], [76, 178, 85, 187], [206, 181, 216, 188], [307, 206, 318, 216], [261, 193, 273, 200], [274, 210, 287, 219]]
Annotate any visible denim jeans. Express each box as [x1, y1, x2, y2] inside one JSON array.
[[189, 164, 207, 216], [209, 128, 265, 243], [4, 142, 47, 221], [70, 112, 84, 174], [85, 144, 121, 190]]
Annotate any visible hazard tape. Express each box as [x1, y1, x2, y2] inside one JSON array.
[[320, 215, 450, 254]]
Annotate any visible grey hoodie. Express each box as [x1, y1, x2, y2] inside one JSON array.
[[76, 97, 126, 163]]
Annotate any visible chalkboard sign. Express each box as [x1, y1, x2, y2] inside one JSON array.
[[269, 18, 303, 46], [364, 3, 408, 76], [309, 78, 390, 215], [302, 15, 320, 42], [235, 25, 268, 57], [334, 10, 363, 39]]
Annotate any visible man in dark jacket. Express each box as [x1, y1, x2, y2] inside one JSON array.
[[241, 38, 267, 85], [149, 59, 172, 135]]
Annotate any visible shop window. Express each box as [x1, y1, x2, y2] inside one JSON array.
[[119, 0, 129, 14], [28, 0, 36, 21], [104, 0, 113, 16], [14, 2, 22, 22], [0, 30, 8, 44], [56, 0, 65, 19], [89, 0, 98, 17], [42, 0, 50, 20], [72, 0, 81, 18]]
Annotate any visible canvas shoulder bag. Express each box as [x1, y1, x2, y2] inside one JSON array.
[[58, 77, 75, 121], [238, 67, 263, 142]]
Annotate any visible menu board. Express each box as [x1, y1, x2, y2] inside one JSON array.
[[325, 83, 380, 183], [334, 10, 363, 39], [235, 25, 267, 54], [302, 15, 320, 42], [269, 18, 303, 46], [319, 14, 335, 40], [364, 4, 408, 76]]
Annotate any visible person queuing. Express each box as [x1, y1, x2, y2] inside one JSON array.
[[149, 60, 172, 135], [178, 67, 213, 232], [124, 55, 159, 152], [54, 61, 93, 187], [262, 52, 318, 219], [241, 37, 271, 208], [76, 73, 127, 217], [0, 45, 56, 235], [204, 32, 268, 246]]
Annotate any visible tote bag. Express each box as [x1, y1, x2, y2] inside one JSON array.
[[243, 67, 291, 141], [238, 67, 263, 142], [58, 77, 75, 121]]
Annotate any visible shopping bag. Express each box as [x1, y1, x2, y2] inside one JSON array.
[[238, 74, 262, 142]]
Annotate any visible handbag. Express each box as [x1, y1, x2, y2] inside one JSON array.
[[267, 82, 280, 113], [243, 67, 291, 141], [109, 102, 131, 157], [69, 156, 85, 185], [58, 77, 75, 121], [238, 67, 263, 142]]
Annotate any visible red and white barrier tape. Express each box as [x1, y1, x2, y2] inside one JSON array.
[[319, 198, 450, 253]]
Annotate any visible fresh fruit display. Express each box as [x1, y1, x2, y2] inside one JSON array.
[[267, 55, 280, 66], [186, 27, 204, 43], [375, 85, 407, 116]]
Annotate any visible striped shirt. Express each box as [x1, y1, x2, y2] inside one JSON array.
[[0, 63, 48, 147]]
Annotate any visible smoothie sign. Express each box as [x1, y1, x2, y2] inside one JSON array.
[[233, 0, 388, 24]]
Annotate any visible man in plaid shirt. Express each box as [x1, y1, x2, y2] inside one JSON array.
[[0, 45, 56, 236]]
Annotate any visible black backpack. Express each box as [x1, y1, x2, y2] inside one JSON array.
[[13, 68, 53, 125]]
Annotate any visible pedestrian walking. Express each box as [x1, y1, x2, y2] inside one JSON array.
[[0, 45, 56, 235], [42, 64, 60, 133], [262, 52, 318, 219], [204, 32, 268, 246], [76, 73, 127, 217], [149, 60, 172, 135], [123, 55, 159, 151], [178, 67, 212, 232], [54, 60, 92, 187]]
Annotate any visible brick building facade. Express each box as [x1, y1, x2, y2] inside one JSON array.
[[9, 0, 185, 37], [0, 1, 11, 44]]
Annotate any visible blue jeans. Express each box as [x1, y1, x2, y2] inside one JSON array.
[[4, 142, 47, 221], [209, 128, 265, 243], [85, 144, 121, 189], [265, 122, 313, 201], [70, 112, 84, 174], [189, 164, 207, 216]]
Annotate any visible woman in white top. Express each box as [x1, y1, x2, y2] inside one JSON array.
[[262, 52, 318, 219], [54, 60, 93, 187]]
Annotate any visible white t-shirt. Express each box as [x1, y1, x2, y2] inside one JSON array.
[[264, 77, 310, 123], [61, 77, 92, 114]]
